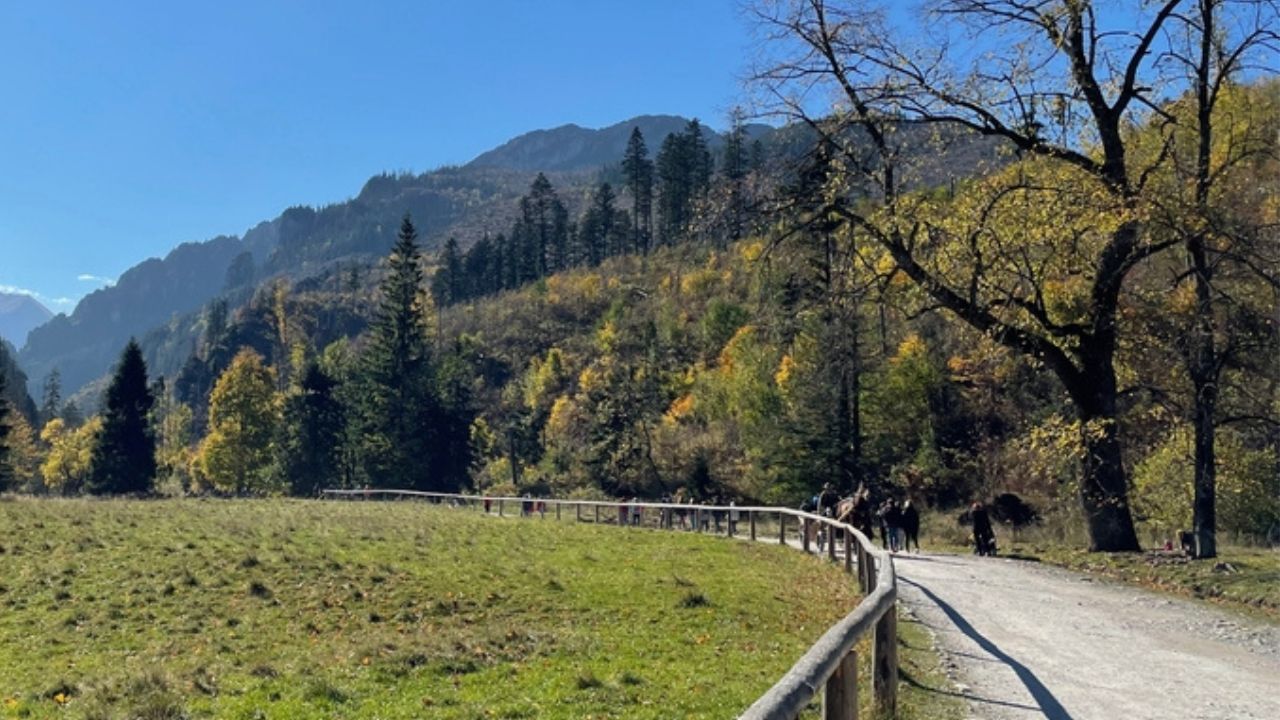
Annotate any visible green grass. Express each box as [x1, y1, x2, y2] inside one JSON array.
[[0, 497, 887, 719]]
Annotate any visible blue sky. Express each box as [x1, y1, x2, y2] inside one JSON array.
[[0, 1, 754, 311]]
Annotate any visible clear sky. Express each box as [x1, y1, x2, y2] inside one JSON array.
[[0, 0, 754, 311]]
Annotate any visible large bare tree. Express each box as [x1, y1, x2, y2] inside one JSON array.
[[750, 0, 1275, 550]]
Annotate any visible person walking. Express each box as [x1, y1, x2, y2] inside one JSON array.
[[901, 499, 921, 553], [880, 499, 903, 552]]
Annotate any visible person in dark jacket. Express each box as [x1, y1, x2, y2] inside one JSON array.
[[900, 499, 921, 553], [971, 501, 996, 556]]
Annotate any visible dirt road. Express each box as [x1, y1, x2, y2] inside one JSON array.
[[894, 552, 1280, 720]]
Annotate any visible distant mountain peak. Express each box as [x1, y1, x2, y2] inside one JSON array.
[[0, 292, 53, 349], [465, 114, 764, 173]]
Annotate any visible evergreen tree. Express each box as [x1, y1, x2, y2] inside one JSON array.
[[431, 237, 465, 307], [578, 182, 620, 266], [359, 214, 446, 491], [60, 401, 84, 428], [40, 369, 62, 426], [87, 339, 157, 494], [656, 120, 713, 245], [685, 119, 714, 197], [463, 234, 495, 297], [278, 360, 345, 495], [721, 110, 750, 243], [656, 131, 690, 244], [0, 367, 11, 490], [621, 127, 654, 253]]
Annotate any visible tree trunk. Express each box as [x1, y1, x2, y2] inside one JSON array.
[[1071, 357, 1142, 552], [1191, 371, 1218, 558]]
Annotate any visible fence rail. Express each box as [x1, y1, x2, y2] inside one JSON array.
[[322, 488, 897, 720]]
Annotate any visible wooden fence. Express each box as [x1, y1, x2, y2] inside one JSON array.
[[322, 488, 898, 720]]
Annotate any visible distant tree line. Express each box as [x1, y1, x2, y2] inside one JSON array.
[[430, 119, 764, 307]]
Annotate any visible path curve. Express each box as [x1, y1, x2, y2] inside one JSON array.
[[895, 552, 1280, 720]]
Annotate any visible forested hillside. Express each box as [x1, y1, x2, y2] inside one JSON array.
[[18, 117, 769, 402]]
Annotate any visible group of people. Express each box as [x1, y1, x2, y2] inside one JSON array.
[[805, 484, 921, 554]]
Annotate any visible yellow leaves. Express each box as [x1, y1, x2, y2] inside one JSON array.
[[1166, 281, 1197, 316], [546, 273, 604, 305], [717, 325, 758, 373], [577, 366, 603, 395], [52, 693, 67, 705], [680, 269, 721, 296], [595, 321, 618, 353], [546, 395, 576, 437], [740, 241, 765, 263], [1042, 276, 1090, 326], [774, 354, 795, 390], [890, 333, 927, 366], [663, 394, 696, 426]]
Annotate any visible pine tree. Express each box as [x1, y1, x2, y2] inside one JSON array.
[[0, 367, 11, 490], [622, 127, 654, 253], [431, 237, 465, 307], [87, 339, 157, 494], [721, 110, 750, 243], [40, 369, 62, 426], [578, 183, 620, 266], [278, 360, 345, 496], [463, 234, 495, 297], [656, 132, 691, 243], [685, 119, 714, 197], [359, 214, 445, 491]]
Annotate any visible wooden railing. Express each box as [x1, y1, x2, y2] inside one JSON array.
[[322, 488, 897, 720]]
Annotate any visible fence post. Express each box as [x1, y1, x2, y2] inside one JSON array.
[[556, 503, 561, 521], [749, 511, 757, 541], [779, 513, 786, 545], [594, 505, 600, 524], [874, 605, 898, 716], [802, 519, 811, 553], [823, 649, 858, 720], [844, 531, 853, 574], [499, 500, 504, 517], [827, 524, 837, 562]]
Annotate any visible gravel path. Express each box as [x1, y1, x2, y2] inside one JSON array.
[[894, 552, 1280, 720]]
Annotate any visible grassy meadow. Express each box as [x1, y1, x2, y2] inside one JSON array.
[[0, 498, 907, 719]]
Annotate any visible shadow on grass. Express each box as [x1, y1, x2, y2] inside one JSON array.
[[900, 576, 1075, 720]]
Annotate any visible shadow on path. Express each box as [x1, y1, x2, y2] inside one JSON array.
[[900, 669, 1043, 714], [900, 576, 1075, 720]]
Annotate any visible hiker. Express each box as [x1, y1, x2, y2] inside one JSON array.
[[728, 499, 739, 534], [483, 496, 492, 514], [901, 499, 920, 553], [971, 501, 996, 556], [818, 483, 839, 515], [631, 498, 643, 526], [880, 499, 903, 552]]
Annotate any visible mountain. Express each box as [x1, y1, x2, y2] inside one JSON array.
[[0, 293, 52, 349], [468, 114, 775, 172], [20, 237, 251, 397], [19, 113, 995, 402]]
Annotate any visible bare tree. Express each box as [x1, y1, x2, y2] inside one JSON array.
[[1153, 0, 1279, 557], [749, 0, 1272, 550]]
